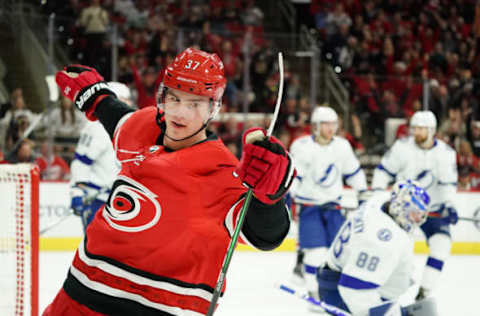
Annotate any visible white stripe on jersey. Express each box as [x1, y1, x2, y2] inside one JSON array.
[[70, 265, 205, 316], [76, 239, 214, 304], [224, 197, 259, 250], [114, 112, 134, 153]]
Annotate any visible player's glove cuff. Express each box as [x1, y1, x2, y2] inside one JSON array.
[[56, 65, 116, 120]]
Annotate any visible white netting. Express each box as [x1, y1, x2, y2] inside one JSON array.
[[0, 164, 39, 316]]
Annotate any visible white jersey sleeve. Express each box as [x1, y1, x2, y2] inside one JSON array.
[[436, 144, 457, 205], [70, 121, 120, 200], [371, 139, 405, 190], [339, 139, 367, 192], [288, 136, 312, 198]]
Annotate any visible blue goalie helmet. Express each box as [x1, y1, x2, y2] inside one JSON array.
[[389, 180, 430, 232]]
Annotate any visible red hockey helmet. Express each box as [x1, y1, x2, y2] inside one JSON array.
[[161, 47, 227, 103]]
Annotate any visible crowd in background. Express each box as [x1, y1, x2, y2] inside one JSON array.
[[1, 0, 480, 190], [295, 0, 480, 189]]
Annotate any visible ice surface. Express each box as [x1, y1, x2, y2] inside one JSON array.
[[40, 251, 478, 315]]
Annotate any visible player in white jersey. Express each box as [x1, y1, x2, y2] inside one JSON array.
[[371, 110, 458, 300], [318, 180, 431, 316], [70, 82, 132, 230], [289, 106, 368, 303]]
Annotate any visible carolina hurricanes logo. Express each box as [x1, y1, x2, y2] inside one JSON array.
[[314, 163, 339, 188], [103, 176, 161, 232]]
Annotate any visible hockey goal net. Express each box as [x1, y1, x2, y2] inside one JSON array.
[[0, 164, 39, 316]]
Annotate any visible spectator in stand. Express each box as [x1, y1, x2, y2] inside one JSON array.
[[381, 89, 403, 118], [278, 96, 301, 140], [0, 90, 36, 130], [45, 95, 87, 144], [131, 65, 163, 109], [466, 116, 480, 157], [218, 40, 240, 107], [7, 139, 35, 164], [77, 0, 109, 70], [218, 116, 242, 147], [0, 88, 22, 119], [35, 140, 70, 180], [457, 136, 480, 191], [5, 114, 32, 156], [0, 89, 35, 152], [428, 81, 450, 122], [395, 111, 414, 140], [277, 128, 292, 149], [325, 3, 352, 37], [458, 166, 472, 190], [438, 106, 465, 149], [337, 114, 364, 154]]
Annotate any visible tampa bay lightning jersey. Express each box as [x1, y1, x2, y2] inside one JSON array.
[[371, 137, 457, 210], [70, 121, 120, 201], [325, 195, 414, 315], [289, 135, 367, 205]]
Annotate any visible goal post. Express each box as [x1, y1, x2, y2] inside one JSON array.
[[0, 163, 40, 316]]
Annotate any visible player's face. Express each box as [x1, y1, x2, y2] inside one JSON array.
[[163, 88, 211, 147], [318, 122, 336, 141], [407, 209, 427, 225], [412, 126, 428, 144]]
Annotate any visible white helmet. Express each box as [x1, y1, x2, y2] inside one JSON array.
[[108, 82, 132, 105], [410, 110, 437, 140], [389, 180, 430, 233], [311, 106, 338, 124]]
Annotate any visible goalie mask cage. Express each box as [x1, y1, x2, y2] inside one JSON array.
[[0, 164, 39, 316]]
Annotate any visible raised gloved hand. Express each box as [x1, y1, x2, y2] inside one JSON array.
[[235, 127, 296, 205], [441, 204, 458, 225], [55, 65, 116, 120]]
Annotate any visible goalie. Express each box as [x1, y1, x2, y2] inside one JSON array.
[[317, 180, 438, 316], [43, 47, 296, 316]]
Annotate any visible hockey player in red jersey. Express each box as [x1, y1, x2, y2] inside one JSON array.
[[43, 47, 296, 316]]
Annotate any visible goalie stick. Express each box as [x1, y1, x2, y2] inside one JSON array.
[[40, 187, 107, 235], [206, 52, 285, 316], [428, 208, 480, 231], [40, 212, 74, 235], [276, 282, 351, 316]]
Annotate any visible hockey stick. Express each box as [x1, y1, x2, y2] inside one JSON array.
[[428, 208, 480, 230], [40, 212, 74, 235], [276, 283, 351, 316], [206, 52, 284, 316], [40, 187, 107, 235]]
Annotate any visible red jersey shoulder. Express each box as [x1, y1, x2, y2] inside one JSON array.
[[179, 138, 239, 175], [113, 107, 161, 153]]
